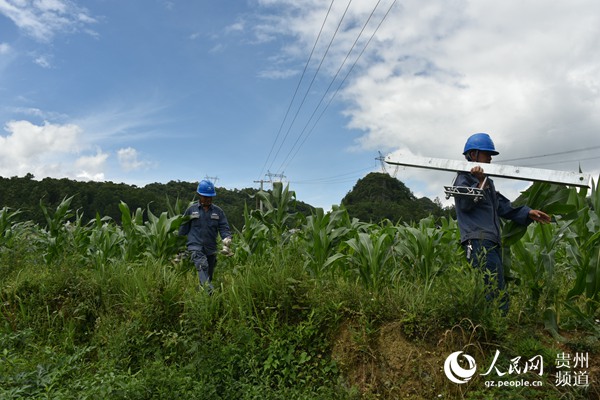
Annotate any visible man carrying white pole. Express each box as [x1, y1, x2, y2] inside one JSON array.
[[454, 133, 551, 314]]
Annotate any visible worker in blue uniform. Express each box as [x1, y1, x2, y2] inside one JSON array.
[[454, 133, 550, 313], [179, 179, 232, 293]]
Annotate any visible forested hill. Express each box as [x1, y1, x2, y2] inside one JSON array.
[[0, 174, 266, 231], [0, 173, 449, 230], [341, 172, 450, 224]]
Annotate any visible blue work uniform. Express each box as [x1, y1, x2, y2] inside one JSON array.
[[179, 203, 231, 290], [454, 172, 532, 313]]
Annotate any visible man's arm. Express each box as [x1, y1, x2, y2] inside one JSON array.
[[497, 193, 550, 225], [178, 208, 192, 236], [218, 209, 232, 241]]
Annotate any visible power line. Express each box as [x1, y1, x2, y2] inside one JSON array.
[[258, 0, 397, 189], [267, 0, 354, 174], [517, 155, 600, 168], [500, 144, 600, 163], [292, 176, 362, 185], [291, 163, 376, 185], [277, 0, 398, 174], [257, 0, 336, 181], [275, 0, 388, 174]]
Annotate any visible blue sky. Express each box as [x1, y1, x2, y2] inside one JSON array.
[[1, 1, 599, 210]]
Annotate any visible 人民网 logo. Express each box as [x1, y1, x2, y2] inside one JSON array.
[[444, 351, 477, 384]]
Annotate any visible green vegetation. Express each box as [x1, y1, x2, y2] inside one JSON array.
[[0, 172, 443, 233], [341, 172, 449, 223], [0, 174, 312, 232], [1, 180, 599, 399]]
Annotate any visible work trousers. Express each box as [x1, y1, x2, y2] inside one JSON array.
[[465, 239, 509, 314], [190, 250, 217, 292]]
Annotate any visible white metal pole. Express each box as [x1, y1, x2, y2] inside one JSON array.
[[385, 155, 591, 188]]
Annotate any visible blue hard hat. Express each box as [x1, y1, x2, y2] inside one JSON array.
[[463, 133, 499, 155], [197, 180, 216, 197]]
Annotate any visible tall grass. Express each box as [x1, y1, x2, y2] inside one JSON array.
[[1, 180, 600, 399]]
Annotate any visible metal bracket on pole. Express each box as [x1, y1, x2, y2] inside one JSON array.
[[444, 177, 486, 201], [385, 155, 591, 188]]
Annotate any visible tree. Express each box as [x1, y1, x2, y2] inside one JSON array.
[[341, 172, 445, 224]]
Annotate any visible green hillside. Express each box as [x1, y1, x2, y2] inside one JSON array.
[[341, 172, 450, 223], [0, 175, 310, 232], [0, 173, 449, 230]]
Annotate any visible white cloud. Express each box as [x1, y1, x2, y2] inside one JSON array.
[[209, 43, 225, 54], [72, 98, 172, 144], [258, 68, 298, 80], [0, 120, 80, 160], [161, 1, 175, 11], [0, 118, 157, 182], [74, 149, 108, 181], [0, 42, 10, 54], [75, 171, 105, 181], [255, 0, 600, 199], [0, 119, 111, 181], [0, 0, 97, 42], [8, 107, 67, 120], [117, 147, 151, 172], [225, 21, 245, 34], [34, 55, 52, 68]]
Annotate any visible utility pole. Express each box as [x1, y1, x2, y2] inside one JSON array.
[[265, 170, 286, 187], [204, 175, 219, 186], [377, 151, 399, 178], [253, 178, 270, 212], [254, 171, 287, 212], [377, 151, 387, 173]]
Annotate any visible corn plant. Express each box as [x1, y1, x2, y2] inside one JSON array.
[[165, 196, 194, 219], [503, 182, 578, 247], [511, 222, 569, 336], [234, 203, 271, 263], [334, 225, 396, 291], [141, 208, 186, 261], [87, 214, 125, 268], [235, 183, 303, 264], [393, 216, 461, 282], [64, 211, 92, 263], [250, 182, 301, 238], [40, 196, 75, 238], [300, 206, 354, 278], [502, 182, 574, 286], [505, 177, 600, 328], [119, 201, 146, 262], [0, 207, 25, 248], [565, 178, 600, 317], [38, 196, 78, 264]]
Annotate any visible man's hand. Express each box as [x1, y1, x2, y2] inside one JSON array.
[[470, 166, 486, 187], [221, 236, 233, 257], [529, 209, 551, 224]]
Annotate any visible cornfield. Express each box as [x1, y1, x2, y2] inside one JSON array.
[[1, 180, 599, 399]]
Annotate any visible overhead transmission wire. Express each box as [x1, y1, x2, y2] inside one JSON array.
[[292, 163, 377, 185], [500, 144, 600, 164], [275, 0, 384, 174], [277, 0, 398, 176], [526, 155, 600, 168], [256, 0, 336, 182], [265, 0, 354, 175]]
